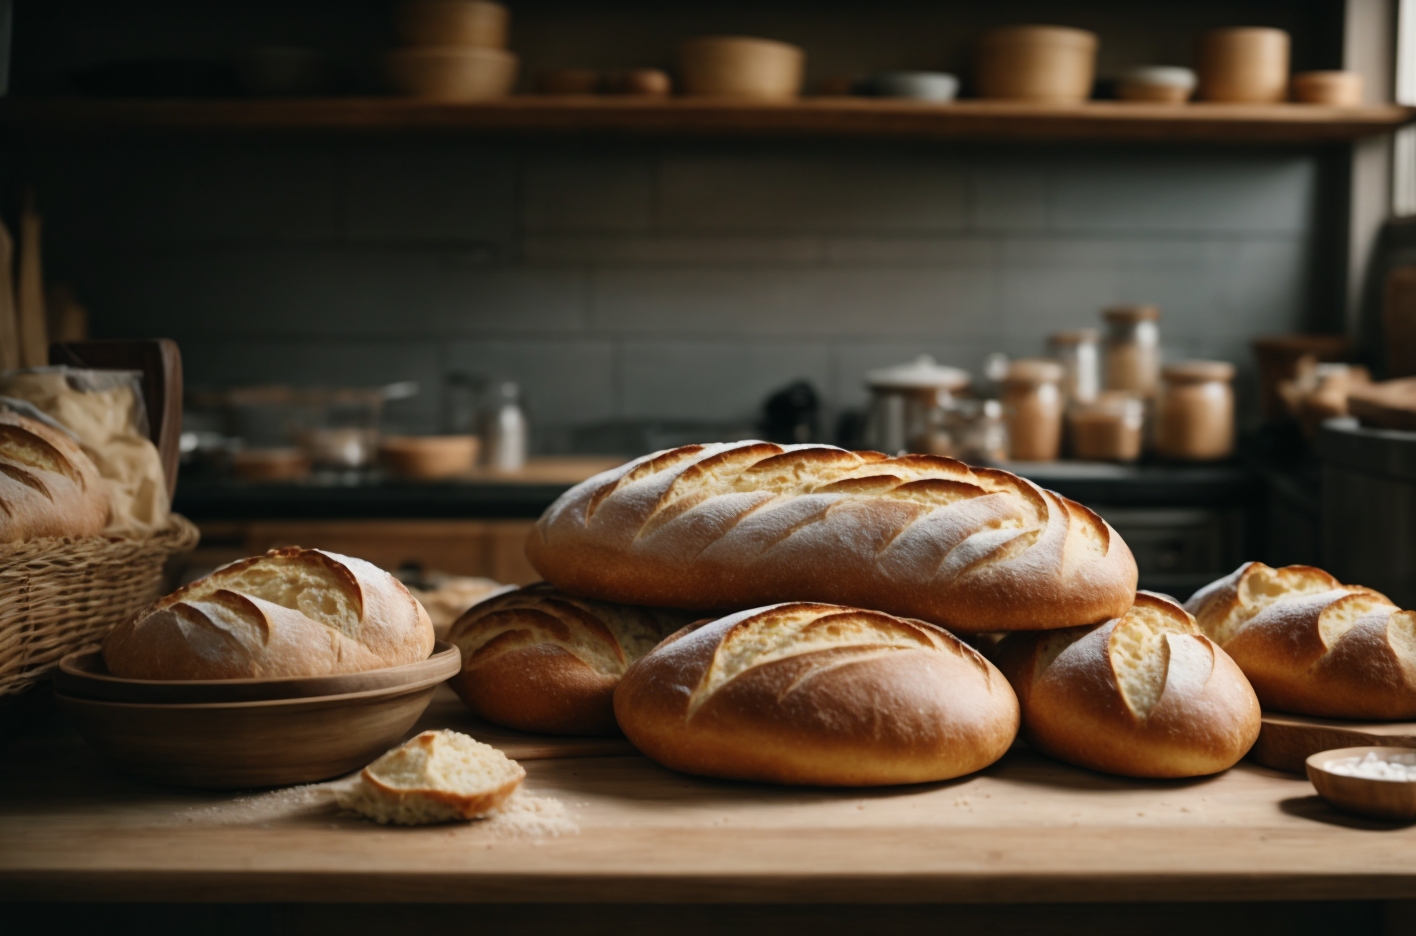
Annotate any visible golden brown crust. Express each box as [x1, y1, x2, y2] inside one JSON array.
[[446, 583, 692, 735], [103, 547, 435, 680], [0, 411, 108, 542], [1185, 562, 1416, 719], [526, 442, 1137, 632], [613, 602, 1021, 786], [994, 592, 1261, 778]]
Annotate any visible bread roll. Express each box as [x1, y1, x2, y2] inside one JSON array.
[[1185, 562, 1416, 719], [447, 583, 693, 735], [0, 410, 108, 541], [103, 547, 435, 679], [528, 441, 1137, 632], [336, 730, 525, 826], [994, 592, 1260, 778], [613, 602, 1021, 786]]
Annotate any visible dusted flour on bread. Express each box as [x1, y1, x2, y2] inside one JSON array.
[[528, 441, 1137, 632]]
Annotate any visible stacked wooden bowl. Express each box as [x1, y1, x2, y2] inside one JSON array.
[[55, 642, 461, 788], [386, 0, 517, 101]]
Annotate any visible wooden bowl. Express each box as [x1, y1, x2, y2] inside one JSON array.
[[385, 47, 517, 101], [1117, 66, 1196, 104], [1292, 70, 1364, 106], [56, 641, 461, 705], [380, 435, 479, 479], [394, 0, 508, 48], [976, 25, 1098, 103], [1307, 746, 1416, 822], [57, 674, 450, 789], [680, 36, 804, 100], [1197, 27, 1290, 103]]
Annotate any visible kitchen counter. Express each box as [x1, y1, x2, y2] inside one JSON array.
[[4, 689, 1415, 914]]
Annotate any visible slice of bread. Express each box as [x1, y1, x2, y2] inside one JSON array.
[[336, 730, 525, 825]]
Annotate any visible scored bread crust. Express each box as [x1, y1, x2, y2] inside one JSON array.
[[447, 583, 693, 736], [1185, 562, 1416, 719], [103, 547, 435, 680], [527, 441, 1137, 632], [0, 411, 108, 542], [612, 602, 1021, 786], [993, 592, 1261, 778]]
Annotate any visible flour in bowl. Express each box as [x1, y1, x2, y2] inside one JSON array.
[[1325, 751, 1416, 781]]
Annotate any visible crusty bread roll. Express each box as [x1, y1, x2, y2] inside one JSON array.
[[1185, 562, 1416, 719], [527, 441, 1137, 632], [613, 602, 1021, 786], [0, 410, 108, 542], [994, 592, 1261, 778], [336, 729, 525, 825], [447, 583, 693, 736], [103, 547, 435, 680]]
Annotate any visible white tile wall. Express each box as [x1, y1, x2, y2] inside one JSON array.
[[35, 139, 1326, 449]]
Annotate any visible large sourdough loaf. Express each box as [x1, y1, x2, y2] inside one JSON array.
[[994, 592, 1260, 778], [0, 410, 108, 542], [103, 547, 435, 680], [447, 583, 694, 735], [527, 441, 1137, 632], [613, 602, 1021, 786], [1185, 562, 1416, 719]]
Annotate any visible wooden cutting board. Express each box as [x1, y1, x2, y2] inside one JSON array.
[[1249, 710, 1416, 774]]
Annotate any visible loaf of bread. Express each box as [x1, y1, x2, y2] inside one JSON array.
[[447, 583, 692, 735], [527, 441, 1137, 632], [103, 547, 435, 680], [994, 592, 1260, 778], [1185, 562, 1416, 719], [335, 729, 525, 825], [613, 602, 1021, 786], [0, 410, 108, 542]]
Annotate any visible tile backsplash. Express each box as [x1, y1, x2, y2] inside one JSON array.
[[32, 137, 1326, 451]]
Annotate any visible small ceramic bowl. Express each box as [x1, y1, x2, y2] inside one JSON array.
[[1117, 66, 1197, 104], [57, 641, 461, 705], [1307, 746, 1416, 821], [58, 670, 453, 789], [870, 71, 959, 102]]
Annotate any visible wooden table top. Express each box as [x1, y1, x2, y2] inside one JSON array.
[[4, 689, 1416, 905]]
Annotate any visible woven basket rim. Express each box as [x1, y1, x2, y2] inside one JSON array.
[[0, 514, 199, 560]]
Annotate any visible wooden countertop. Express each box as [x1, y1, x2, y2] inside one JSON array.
[[3, 689, 1416, 905]]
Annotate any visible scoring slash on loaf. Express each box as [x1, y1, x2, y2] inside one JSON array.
[[613, 602, 1021, 786], [447, 583, 696, 735], [0, 410, 108, 542], [994, 592, 1261, 778], [336, 729, 525, 825], [1186, 562, 1416, 720], [103, 547, 435, 680], [527, 441, 1137, 632]]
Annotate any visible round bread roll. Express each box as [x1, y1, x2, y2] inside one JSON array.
[[447, 583, 693, 735], [527, 441, 1137, 632], [613, 602, 1021, 786], [993, 592, 1261, 778], [0, 410, 108, 542], [103, 547, 435, 680], [1185, 562, 1416, 719]]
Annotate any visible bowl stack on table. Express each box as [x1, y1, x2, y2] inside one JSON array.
[[446, 440, 1265, 786], [54, 548, 459, 788], [385, 0, 518, 101]]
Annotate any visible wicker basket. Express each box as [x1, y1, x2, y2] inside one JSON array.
[[0, 515, 200, 698]]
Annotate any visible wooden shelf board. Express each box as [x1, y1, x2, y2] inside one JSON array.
[[2, 97, 1412, 142]]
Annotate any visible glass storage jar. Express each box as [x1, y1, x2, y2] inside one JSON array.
[[1048, 329, 1101, 404], [1001, 358, 1065, 461], [1154, 361, 1235, 460], [1103, 305, 1161, 398], [1067, 391, 1145, 462]]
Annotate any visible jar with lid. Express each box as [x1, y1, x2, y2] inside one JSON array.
[[945, 398, 1009, 464], [1001, 358, 1065, 461], [1154, 361, 1235, 460], [1067, 392, 1145, 462], [863, 355, 971, 455], [1102, 305, 1161, 397], [1047, 329, 1100, 404]]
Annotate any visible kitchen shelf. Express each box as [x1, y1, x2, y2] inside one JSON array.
[[2, 96, 1413, 143]]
